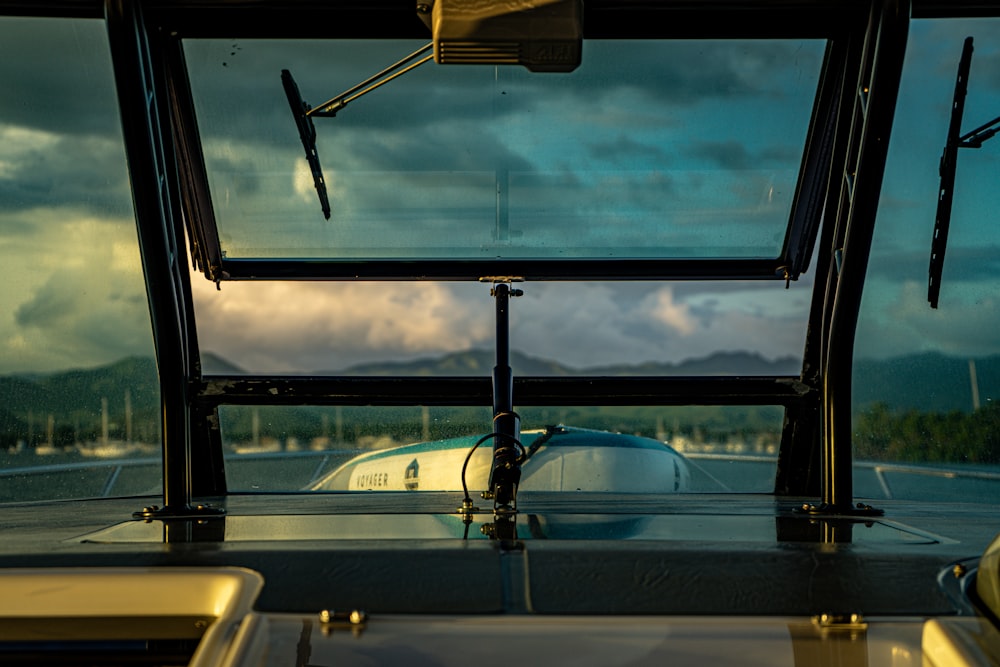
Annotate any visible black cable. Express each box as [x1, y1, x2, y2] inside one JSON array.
[[461, 432, 525, 504]]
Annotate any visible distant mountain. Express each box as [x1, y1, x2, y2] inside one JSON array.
[[853, 352, 1000, 414], [335, 349, 575, 376], [585, 351, 801, 377], [0, 356, 161, 445], [185, 349, 1000, 414], [0, 357, 158, 417], [2, 350, 997, 445], [335, 349, 801, 377], [201, 352, 247, 375]]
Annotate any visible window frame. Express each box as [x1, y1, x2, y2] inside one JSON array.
[[7, 0, 973, 514]]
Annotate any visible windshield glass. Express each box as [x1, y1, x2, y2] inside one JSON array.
[[192, 279, 809, 376], [855, 17, 1000, 502], [181, 35, 826, 496], [0, 17, 161, 502], [184, 38, 824, 261], [3, 9, 1000, 509], [219, 404, 783, 493]]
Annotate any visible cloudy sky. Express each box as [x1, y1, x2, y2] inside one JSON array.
[[857, 18, 1000, 360], [1, 15, 999, 375]]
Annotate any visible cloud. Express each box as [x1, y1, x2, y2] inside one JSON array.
[[180, 35, 821, 252], [191, 279, 813, 373], [866, 244, 1000, 287], [14, 267, 150, 356], [645, 287, 698, 336], [508, 283, 673, 368], [684, 140, 800, 171], [186, 39, 532, 142], [0, 125, 132, 216], [922, 20, 1000, 92], [586, 134, 672, 166], [857, 279, 1000, 360], [0, 209, 153, 373], [183, 38, 824, 146], [0, 18, 123, 138], [15, 18, 988, 380], [191, 279, 492, 372], [482, 283, 806, 369], [336, 121, 535, 174], [540, 40, 823, 107]]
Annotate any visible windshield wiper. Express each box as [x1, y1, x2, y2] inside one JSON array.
[[281, 44, 434, 220], [281, 69, 331, 220], [308, 43, 433, 118], [930, 37, 1000, 308]]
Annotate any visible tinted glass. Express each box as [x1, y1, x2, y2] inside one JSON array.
[[857, 18, 1000, 503], [193, 278, 809, 376], [0, 18, 160, 502], [218, 404, 782, 493], [184, 39, 824, 261]]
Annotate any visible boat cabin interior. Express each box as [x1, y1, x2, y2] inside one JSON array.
[[3, 0, 1000, 665]]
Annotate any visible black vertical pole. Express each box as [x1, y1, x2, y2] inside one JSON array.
[[106, 0, 220, 518], [488, 283, 522, 510], [816, 0, 908, 515]]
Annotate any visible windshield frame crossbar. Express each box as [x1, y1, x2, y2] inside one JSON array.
[[193, 375, 813, 408], [170, 4, 847, 285], [215, 258, 807, 282], [92, 0, 908, 513]]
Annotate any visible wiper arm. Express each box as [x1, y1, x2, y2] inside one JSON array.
[[309, 43, 433, 118], [958, 112, 1000, 148], [930, 37, 1000, 308], [281, 69, 331, 220], [281, 44, 433, 220]]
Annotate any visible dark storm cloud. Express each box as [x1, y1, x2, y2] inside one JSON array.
[[17, 285, 146, 330], [975, 49, 1000, 93], [12, 265, 153, 369], [204, 153, 264, 197], [590, 170, 678, 211], [185, 38, 824, 145], [338, 122, 534, 174], [686, 140, 753, 170], [922, 21, 1000, 90], [541, 40, 822, 105], [0, 18, 123, 138], [586, 134, 672, 166], [683, 140, 801, 171], [0, 134, 132, 216], [0, 17, 134, 217], [187, 39, 518, 145], [14, 281, 76, 329], [867, 244, 1000, 285]]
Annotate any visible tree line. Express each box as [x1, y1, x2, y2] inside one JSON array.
[[854, 401, 1000, 464]]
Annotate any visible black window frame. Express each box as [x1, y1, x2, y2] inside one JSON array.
[[13, 0, 997, 516]]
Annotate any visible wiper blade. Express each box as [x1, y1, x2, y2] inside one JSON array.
[[929, 37, 1000, 308], [281, 45, 433, 220], [281, 69, 331, 220]]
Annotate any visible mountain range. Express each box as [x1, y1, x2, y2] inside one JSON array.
[[309, 349, 803, 378], [1, 350, 995, 444]]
